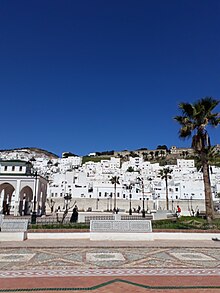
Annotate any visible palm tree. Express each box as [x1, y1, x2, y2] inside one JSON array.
[[110, 176, 120, 211], [174, 97, 220, 220], [159, 167, 173, 210]]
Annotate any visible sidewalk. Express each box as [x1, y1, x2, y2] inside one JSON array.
[[0, 238, 220, 292], [1, 238, 220, 248]]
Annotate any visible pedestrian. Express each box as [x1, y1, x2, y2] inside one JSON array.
[[176, 205, 181, 217], [70, 205, 78, 223]]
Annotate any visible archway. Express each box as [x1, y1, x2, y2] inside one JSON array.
[[0, 183, 15, 215], [19, 186, 33, 215]]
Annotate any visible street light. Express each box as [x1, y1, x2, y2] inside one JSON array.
[[96, 198, 99, 210], [137, 177, 145, 218], [127, 184, 133, 215]]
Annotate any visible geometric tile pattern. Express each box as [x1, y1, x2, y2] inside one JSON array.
[[86, 252, 125, 262], [169, 252, 215, 261], [1, 268, 220, 278], [0, 253, 35, 262], [0, 247, 220, 278]]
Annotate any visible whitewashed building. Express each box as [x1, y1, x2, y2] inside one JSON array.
[[0, 160, 48, 216]]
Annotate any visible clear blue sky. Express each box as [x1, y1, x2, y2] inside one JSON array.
[[0, 0, 220, 156]]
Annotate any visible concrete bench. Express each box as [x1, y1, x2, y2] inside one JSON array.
[[90, 220, 153, 241], [0, 219, 29, 241]]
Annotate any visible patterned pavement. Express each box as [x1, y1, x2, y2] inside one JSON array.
[[1, 241, 220, 292], [1, 246, 220, 276]]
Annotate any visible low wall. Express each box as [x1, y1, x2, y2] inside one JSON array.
[[0, 232, 27, 241], [25, 232, 220, 241], [28, 232, 90, 240]]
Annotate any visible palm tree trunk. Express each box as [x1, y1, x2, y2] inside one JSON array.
[[165, 178, 169, 210], [202, 158, 214, 220], [114, 183, 116, 211]]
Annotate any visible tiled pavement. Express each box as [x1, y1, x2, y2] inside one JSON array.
[[1, 239, 220, 292]]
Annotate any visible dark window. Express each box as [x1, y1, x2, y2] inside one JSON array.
[[12, 166, 15, 171], [4, 166, 7, 171]]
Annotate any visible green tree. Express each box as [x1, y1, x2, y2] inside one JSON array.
[[159, 167, 173, 210], [127, 166, 135, 172], [110, 176, 120, 211], [174, 97, 220, 220]]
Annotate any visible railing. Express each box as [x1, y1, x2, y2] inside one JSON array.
[[85, 215, 114, 224], [121, 215, 153, 220]]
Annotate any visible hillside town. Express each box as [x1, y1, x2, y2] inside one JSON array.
[[0, 146, 220, 217]]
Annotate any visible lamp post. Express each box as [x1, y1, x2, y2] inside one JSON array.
[[64, 193, 72, 209], [107, 197, 109, 211], [128, 184, 133, 215], [137, 177, 145, 218], [96, 198, 99, 210]]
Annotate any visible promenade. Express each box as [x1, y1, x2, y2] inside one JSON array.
[[0, 238, 220, 292]]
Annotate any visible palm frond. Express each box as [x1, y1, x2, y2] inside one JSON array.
[[178, 102, 194, 118]]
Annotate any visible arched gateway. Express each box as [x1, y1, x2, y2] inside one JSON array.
[[0, 160, 48, 216]]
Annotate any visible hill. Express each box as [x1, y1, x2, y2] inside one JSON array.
[[0, 147, 59, 161]]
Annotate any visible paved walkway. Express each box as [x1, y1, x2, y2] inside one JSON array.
[[1, 239, 220, 292]]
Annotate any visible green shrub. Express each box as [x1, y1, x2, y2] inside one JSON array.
[[152, 216, 220, 230], [29, 223, 90, 230]]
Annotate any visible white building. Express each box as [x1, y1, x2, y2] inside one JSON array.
[[0, 160, 48, 216]]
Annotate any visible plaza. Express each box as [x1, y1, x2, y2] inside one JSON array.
[[0, 238, 220, 292]]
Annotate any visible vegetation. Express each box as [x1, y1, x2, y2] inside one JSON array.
[[96, 150, 114, 156], [127, 166, 135, 172], [158, 167, 173, 210], [110, 175, 120, 211], [174, 97, 220, 220], [29, 222, 90, 230], [82, 156, 111, 164], [28, 217, 220, 231], [156, 145, 168, 151], [152, 216, 220, 230]]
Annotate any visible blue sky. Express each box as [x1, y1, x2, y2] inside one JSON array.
[[0, 0, 220, 156]]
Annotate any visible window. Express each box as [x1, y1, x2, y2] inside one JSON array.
[[175, 188, 178, 192], [99, 192, 101, 197], [60, 193, 62, 197], [4, 166, 7, 171], [117, 192, 120, 197], [12, 166, 15, 171], [19, 166, 22, 171]]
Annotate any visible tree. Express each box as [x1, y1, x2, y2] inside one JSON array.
[[174, 97, 220, 220], [159, 167, 172, 210], [157, 145, 168, 151], [110, 176, 120, 211], [56, 194, 76, 224], [46, 198, 55, 213]]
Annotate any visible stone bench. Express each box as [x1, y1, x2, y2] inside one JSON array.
[[90, 220, 153, 241], [0, 219, 29, 241]]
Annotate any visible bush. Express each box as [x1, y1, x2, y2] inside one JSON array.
[[152, 216, 220, 230], [29, 223, 90, 230]]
